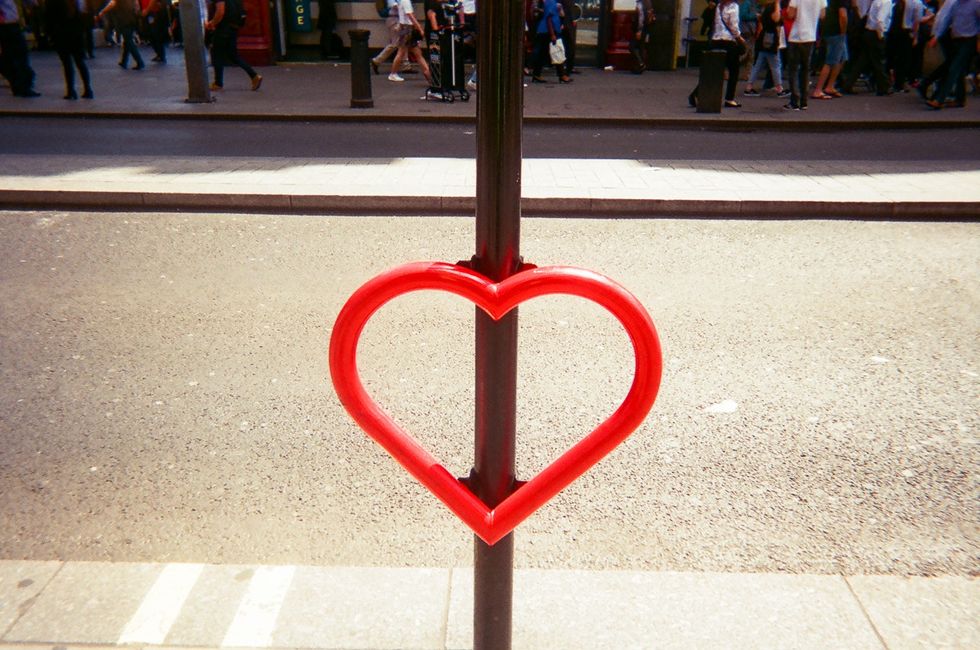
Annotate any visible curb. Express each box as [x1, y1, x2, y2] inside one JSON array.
[[2, 109, 979, 131], [2, 189, 977, 219]]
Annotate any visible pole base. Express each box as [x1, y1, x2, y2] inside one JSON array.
[[350, 99, 375, 109]]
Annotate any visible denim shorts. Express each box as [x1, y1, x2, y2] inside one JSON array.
[[824, 34, 848, 65]]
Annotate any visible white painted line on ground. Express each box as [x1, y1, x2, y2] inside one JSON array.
[[117, 563, 205, 645], [221, 565, 296, 648]]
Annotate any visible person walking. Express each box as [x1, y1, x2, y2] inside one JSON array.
[[141, 0, 169, 62], [388, 0, 431, 83], [96, 0, 144, 69], [689, 0, 745, 107], [925, 0, 979, 108], [204, 0, 262, 91], [45, 0, 94, 98], [784, 0, 826, 109], [744, 0, 790, 95], [530, 0, 571, 82], [371, 0, 400, 73], [0, 0, 41, 96], [629, 0, 654, 73], [886, 0, 923, 91], [812, 0, 848, 97], [841, 0, 893, 93]]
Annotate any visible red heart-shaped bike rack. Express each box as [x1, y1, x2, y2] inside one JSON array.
[[329, 262, 662, 545]]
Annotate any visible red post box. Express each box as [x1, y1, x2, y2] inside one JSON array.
[[237, 0, 275, 65]]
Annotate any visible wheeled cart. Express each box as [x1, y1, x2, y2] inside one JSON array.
[[426, 26, 470, 103]]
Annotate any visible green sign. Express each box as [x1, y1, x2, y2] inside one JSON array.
[[288, 0, 313, 32]]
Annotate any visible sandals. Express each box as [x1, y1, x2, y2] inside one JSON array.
[[824, 88, 843, 98], [811, 91, 833, 100]]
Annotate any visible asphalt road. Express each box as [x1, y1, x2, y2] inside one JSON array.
[[3, 117, 980, 160], [0, 210, 976, 575]]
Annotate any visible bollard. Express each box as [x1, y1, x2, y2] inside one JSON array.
[[179, 0, 212, 103], [348, 29, 373, 109], [696, 49, 726, 114]]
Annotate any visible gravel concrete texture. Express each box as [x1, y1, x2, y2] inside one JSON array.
[[0, 212, 976, 575]]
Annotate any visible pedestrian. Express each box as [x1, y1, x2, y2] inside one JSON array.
[[701, 0, 718, 38], [45, 0, 94, 98], [204, 0, 262, 91], [812, 0, 848, 97], [689, 0, 745, 107], [0, 0, 41, 96], [141, 0, 170, 62], [841, 0, 893, 94], [739, 0, 760, 79], [924, 0, 979, 108], [371, 0, 400, 73], [461, 0, 476, 88], [744, 0, 790, 95], [629, 0, 654, 73], [96, 0, 145, 70], [784, 0, 826, 109], [560, 0, 578, 73], [317, 0, 338, 59], [388, 0, 431, 84], [886, 0, 924, 92], [530, 0, 571, 83]]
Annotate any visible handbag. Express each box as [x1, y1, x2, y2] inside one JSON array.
[[549, 39, 566, 65]]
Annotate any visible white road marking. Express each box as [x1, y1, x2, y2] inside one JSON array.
[[222, 565, 296, 647], [117, 562, 204, 644]]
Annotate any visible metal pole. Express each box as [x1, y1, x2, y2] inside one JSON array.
[[472, 0, 524, 647], [348, 29, 374, 108], [179, 0, 212, 103]]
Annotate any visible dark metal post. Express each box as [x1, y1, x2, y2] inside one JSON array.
[[348, 29, 374, 108], [472, 0, 524, 647], [179, 0, 212, 103]]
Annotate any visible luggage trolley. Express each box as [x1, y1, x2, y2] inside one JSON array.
[[426, 0, 470, 103]]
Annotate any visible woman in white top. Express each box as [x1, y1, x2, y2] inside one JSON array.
[[688, 0, 747, 107], [389, 0, 432, 83]]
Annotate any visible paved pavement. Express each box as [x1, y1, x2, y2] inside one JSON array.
[[1, 48, 979, 218], [2, 47, 979, 127], [1, 560, 977, 649]]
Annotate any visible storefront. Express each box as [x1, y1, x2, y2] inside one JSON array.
[[267, 0, 685, 68]]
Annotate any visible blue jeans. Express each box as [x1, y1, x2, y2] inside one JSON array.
[[748, 50, 782, 88], [117, 24, 144, 68], [935, 36, 976, 104]]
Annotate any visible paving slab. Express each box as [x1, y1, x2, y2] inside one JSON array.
[[848, 575, 980, 649], [446, 568, 884, 650], [4, 562, 161, 644], [0, 561, 62, 638]]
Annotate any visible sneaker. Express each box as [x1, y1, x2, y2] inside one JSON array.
[[388, 73, 405, 82], [466, 79, 477, 90], [783, 102, 800, 111], [251, 74, 263, 91], [209, 82, 223, 91], [743, 88, 760, 96], [775, 89, 791, 97]]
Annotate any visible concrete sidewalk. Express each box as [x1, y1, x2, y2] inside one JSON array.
[[1, 560, 977, 649], [2, 48, 979, 218], [1, 47, 979, 128], [1, 154, 977, 218]]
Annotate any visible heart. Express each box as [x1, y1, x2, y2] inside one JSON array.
[[329, 262, 662, 545]]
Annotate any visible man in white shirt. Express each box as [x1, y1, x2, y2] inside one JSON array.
[[785, 0, 827, 109], [842, 0, 894, 94]]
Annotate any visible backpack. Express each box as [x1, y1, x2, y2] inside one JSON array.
[[376, 0, 389, 18], [224, 0, 247, 27]]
